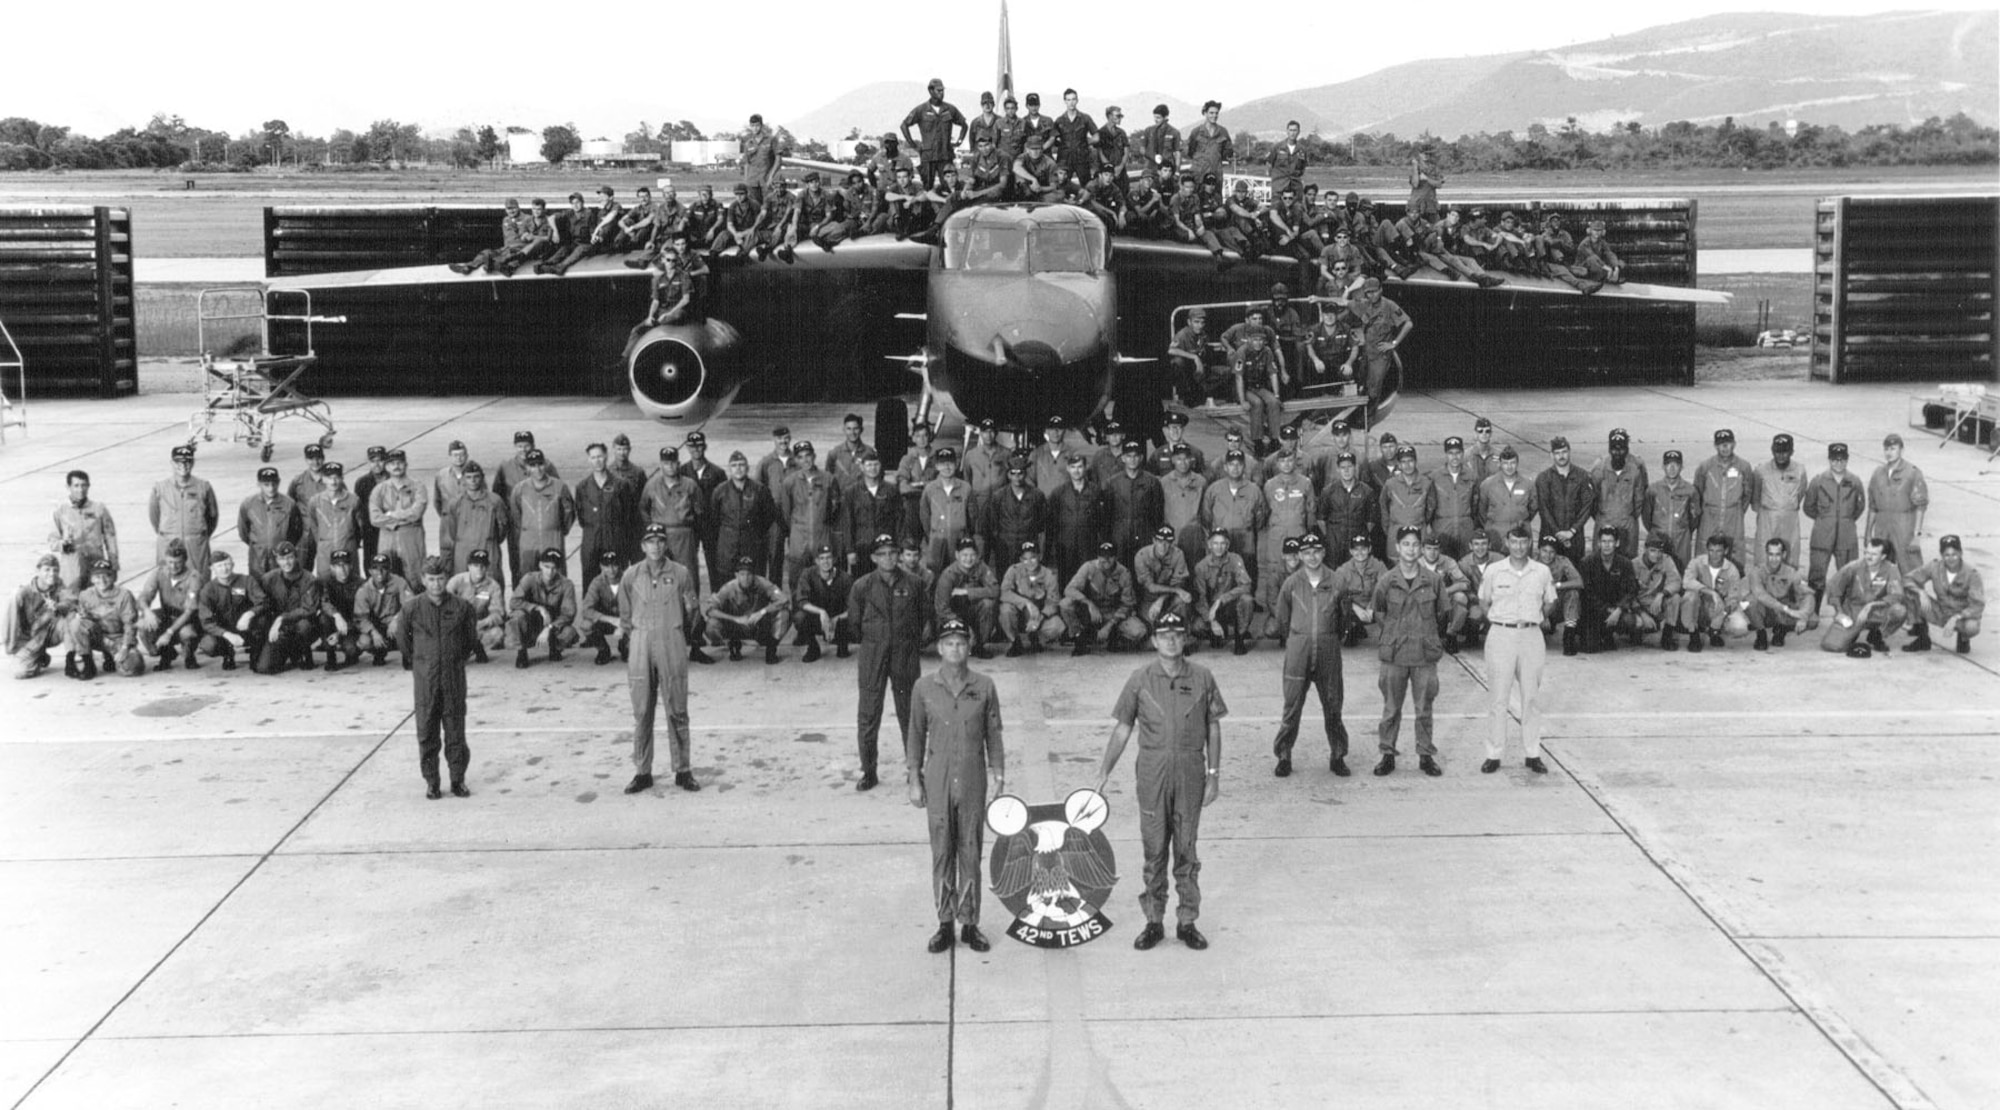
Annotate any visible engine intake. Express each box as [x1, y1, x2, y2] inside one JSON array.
[[625, 318, 745, 423]]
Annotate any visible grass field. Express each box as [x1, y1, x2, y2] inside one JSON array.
[[1, 164, 1991, 257]]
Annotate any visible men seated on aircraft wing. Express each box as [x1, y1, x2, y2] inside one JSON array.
[[1124, 173, 1169, 238], [1168, 176, 1232, 269], [1012, 133, 1065, 202], [750, 180, 797, 264], [963, 134, 1009, 204], [537, 188, 620, 276], [450, 198, 530, 276], [1574, 219, 1626, 286], [1083, 165, 1128, 231], [711, 184, 761, 260]]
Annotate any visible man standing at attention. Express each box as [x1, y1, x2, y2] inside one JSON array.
[[849, 534, 927, 793], [1356, 526, 1452, 777], [400, 556, 476, 800], [1096, 612, 1225, 952], [1477, 527, 1557, 775], [150, 445, 219, 577], [907, 618, 1004, 955], [619, 524, 705, 795], [1866, 432, 1929, 575]]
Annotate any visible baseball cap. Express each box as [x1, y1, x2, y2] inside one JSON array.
[[539, 547, 563, 564], [1153, 612, 1188, 633], [1154, 525, 1176, 541], [938, 618, 972, 641], [1828, 443, 1848, 459], [257, 467, 279, 482], [468, 549, 490, 565], [370, 553, 392, 567]]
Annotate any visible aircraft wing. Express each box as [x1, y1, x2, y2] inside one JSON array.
[[1108, 238, 1728, 305]]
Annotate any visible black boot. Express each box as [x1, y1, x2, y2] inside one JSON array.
[[1957, 632, 1972, 654], [78, 652, 98, 680], [1753, 630, 1768, 652], [472, 643, 489, 664], [159, 644, 177, 668], [1660, 628, 1678, 650], [1561, 626, 1578, 656], [594, 642, 613, 665], [1771, 629, 1787, 648], [64, 651, 80, 679], [765, 641, 780, 664], [728, 642, 743, 662], [803, 638, 822, 663], [1902, 625, 1932, 653]]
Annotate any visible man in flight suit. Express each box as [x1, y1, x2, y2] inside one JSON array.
[[1692, 430, 1753, 564], [620, 524, 705, 794], [400, 556, 476, 799], [150, 445, 219, 577], [1097, 611, 1226, 952], [50, 469, 118, 591], [850, 533, 928, 792], [1270, 531, 1349, 777], [1803, 442, 1866, 607], [1902, 533, 1982, 654], [908, 617, 1004, 954], [369, 448, 427, 580]]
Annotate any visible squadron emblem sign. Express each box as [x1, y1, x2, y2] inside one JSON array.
[[985, 789, 1119, 948]]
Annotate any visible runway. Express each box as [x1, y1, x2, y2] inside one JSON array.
[[2, 379, 1996, 1109]]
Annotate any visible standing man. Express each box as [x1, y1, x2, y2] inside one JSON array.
[[1477, 527, 1558, 774], [432, 440, 474, 521], [1051, 89, 1097, 188], [238, 466, 304, 577], [1430, 438, 1481, 561], [781, 442, 843, 587], [1184, 101, 1232, 184], [1591, 430, 1648, 558], [1644, 449, 1701, 569], [850, 534, 927, 792], [901, 78, 968, 191], [1268, 121, 1308, 197], [352, 446, 390, 566], [1803, 442, 1866, 607], [1096, 611, 1225, 952], [1139, 104, 1181, 187], [1103, 442, 1165, 565], [307, 463, 364, 576], [1692, 430, 1753, 564], [1865, 433, 1929, 575], [740, 114, 779, 205], [1753, 434, 1808, 569], [51, 469, 118, 591], [908, 617, 1003, 954], [825, 414, 872, 485], [641, 447, 705, 584], [1357, 526, 1452, 776], [368, 448, 427, 581], [575, 443, 631, 587], [400, 556, 476, 800], [713, 451, 778, 587], [1270, 532, 1348, 777], [439, 463, 509, 582], [1535, 436, 1597, 567], [511, 449, 576, 580], [619, 523, 706, 795], [149, 445, 219, 576], [1476, 446, 1537, 551]]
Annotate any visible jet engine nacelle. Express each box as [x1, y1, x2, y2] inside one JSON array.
[[625, 318, 747, 423]]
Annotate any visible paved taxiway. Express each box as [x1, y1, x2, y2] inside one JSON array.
[[2, 378, 1995, 1109]]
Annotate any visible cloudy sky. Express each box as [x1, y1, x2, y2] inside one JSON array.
[[3, 0, 1973, 140]]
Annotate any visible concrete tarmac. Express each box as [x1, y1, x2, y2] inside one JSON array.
[[2, 379, 1996, 1109]]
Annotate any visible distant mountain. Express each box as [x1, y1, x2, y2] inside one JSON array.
[[1231, 9, 1997, 138], [785, 83, 1204, 143]]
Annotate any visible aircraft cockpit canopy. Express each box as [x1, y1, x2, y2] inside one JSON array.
[[942, 205, 1107, 275]]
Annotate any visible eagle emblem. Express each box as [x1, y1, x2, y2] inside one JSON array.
[[986, 789, 1119, 948]]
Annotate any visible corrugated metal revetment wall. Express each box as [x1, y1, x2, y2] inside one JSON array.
[[1812, 195, 1999, 383], [265, 206, 498, 277], [0, 206, 137, 396]]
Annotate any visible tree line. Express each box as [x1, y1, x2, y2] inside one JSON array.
[[1236, 113, 1996, 171], [2, 111, 1991, 172]]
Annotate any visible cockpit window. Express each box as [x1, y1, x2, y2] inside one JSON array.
[[1030, 226, 1102, 273], [947, 226, 1029, 272]]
